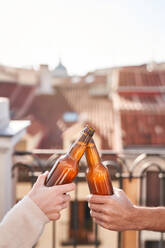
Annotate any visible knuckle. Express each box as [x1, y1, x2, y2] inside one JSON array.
[[90, 210, 95, 217], [90, 203, 94, 208], [107, 217, 111, 224], [105, 223, 109, 229], [68, 183, 74, 190], [65, 194, 71, 201], [62, 202, 68, 209], [68, 194, 71, 200], [104, 207, 109, 215], [118, 189, 123, 194], [88, 195, 94, 203], [38, 174, 43, 179], [56, 213, 61, 219], [56, 205, 61, 211], [52, 185, 59, 193], [58, 196, 64, 203], [50, 187, 57, 194]]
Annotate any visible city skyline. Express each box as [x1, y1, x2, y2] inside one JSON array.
[[0, 0, 165, 75]]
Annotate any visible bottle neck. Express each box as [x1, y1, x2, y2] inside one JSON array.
[[85, 138, 101, 169], [68, 133, 92, 161]]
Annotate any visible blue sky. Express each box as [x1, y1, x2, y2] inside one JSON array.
[[0, 0, 165, 75]]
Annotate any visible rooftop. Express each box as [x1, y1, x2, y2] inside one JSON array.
[[117, 68, 165, 147]]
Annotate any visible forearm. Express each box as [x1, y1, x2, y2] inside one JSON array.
[[0, 196, 49, 248], [132, 206, 165, 231]]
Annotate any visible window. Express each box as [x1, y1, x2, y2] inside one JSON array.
[[63, 112, 78, 122], [145, 240, 165, 248], [85, 75, 94, 83], [69, 201, 94, 244], [146, 171, 160, 206], [146, 171, 165, 206]]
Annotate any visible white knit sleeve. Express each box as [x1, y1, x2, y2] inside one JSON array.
[[0, 196, 49, 248]]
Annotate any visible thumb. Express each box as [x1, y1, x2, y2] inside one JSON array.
[[34, 171, 49, 188]]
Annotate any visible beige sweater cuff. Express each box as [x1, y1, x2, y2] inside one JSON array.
[[0, 196, 49, 248], [23, 196, 49, 224]]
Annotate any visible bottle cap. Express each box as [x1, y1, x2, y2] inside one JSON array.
[[82, 126, 95, 137]]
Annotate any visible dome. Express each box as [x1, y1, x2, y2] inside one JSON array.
[[52, 59, 68, 78]]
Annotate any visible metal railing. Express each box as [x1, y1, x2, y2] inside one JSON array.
[[12, 149, 165, 248]]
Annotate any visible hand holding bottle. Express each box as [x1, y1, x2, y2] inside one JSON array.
[[87, 187, 135, 231], [28, 171, 75, 220], [88, 187, 165, 232]]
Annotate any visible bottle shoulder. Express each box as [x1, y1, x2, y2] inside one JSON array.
[[86, 163, 108, 174], [58, 154, 78, 168]]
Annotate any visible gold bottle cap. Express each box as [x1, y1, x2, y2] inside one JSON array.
[[82, 126, 95, 137]]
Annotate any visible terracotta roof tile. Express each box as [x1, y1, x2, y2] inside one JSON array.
[[12, 85, 34, 107], [117, 67, 165, 147], [26, 76, 112, 149], [54, 75, 107, 89], [0, 82, 36, 119], [25, 92, 74, 148], [59, 86, 113, 149], [121, 64, 147, 71], [26, 117, 46, 136], [0, 77, 112, 149], [118, 94, 165, 113], [118, 70, 165, 87], [119, 95, 165, 146], [121, 111, 165, 146], [0, 82, 18, 99]]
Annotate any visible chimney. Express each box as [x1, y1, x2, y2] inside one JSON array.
[[0, 97, 30, 220], [147, 61, 157, 72], [0, 97, 10, 130], [39, 64, 53, 94]]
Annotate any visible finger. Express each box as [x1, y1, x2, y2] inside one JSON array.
[[34, 171, 49, 187], [94, 218, 108, 229], [61, 202, 69, 210], [55, 202, 69, 212], [88, 203, 106, 213], [48, 212, 61, 221], [62, 194, 71, 202], [46, 202, 68, 214], [109, 188, 125, 201], [90, 210, 108, 223], [94, 218, 117, 231], [113, 187, 123, 195], [57, 195, 71, 205], [87, 194, 109, 204], [53, 183, 75, 194], [55, 194, 71, 205]]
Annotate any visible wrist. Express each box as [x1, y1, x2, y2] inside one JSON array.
[[25, 196, 49, 224], [131, 206, 153, 231], [28, 191, 43, 212]]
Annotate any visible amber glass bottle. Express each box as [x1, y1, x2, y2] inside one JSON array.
[[85, 138, 113, 195], [45, 126, 95, 187]]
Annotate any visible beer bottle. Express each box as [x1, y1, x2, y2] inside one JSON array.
[[85, 138, 113, 195], [45, 126, 95, 187]]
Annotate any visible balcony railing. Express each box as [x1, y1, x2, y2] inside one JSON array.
[[12, 149, 165, 248]]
